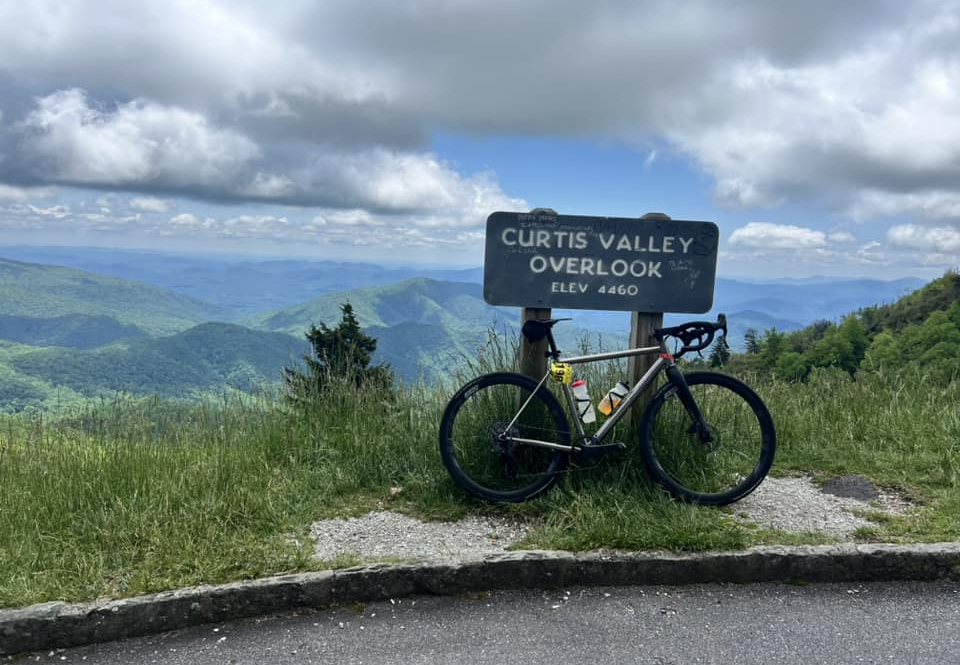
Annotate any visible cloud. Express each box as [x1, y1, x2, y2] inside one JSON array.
[[26, 204, 71, 219], [14, 89, 260, 189], [0, 0, 957, 227], [828, 231, 857, 243], [129, 197, 173, 213], [2, 88, 525, 217], [0, 183, 55, 202], [849, 189, 960, 221], [887, 223, 960, 252], [728, 222, 827, 249]]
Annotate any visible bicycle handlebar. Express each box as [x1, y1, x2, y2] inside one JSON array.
[[654, 313, 728, 357]]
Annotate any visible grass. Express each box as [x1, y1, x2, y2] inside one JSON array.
[[1, 343, 959, 608]]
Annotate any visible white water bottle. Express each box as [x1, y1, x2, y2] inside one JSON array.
[[598, 381, 630, 416], [571, 379, 596, 424]]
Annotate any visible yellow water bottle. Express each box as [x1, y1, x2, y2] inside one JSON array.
[[598, 381, 629, 416]]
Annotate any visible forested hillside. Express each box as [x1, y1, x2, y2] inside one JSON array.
[[0, 314, 149, 349], [0, 323, 307, 410], [249, 277, 618, 382], [0, 258, 235, 335], [723, 271, 960, 383]]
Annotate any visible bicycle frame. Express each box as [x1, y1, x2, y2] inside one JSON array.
[[503, 342, 675, 453], [558, 345, 668, 442]]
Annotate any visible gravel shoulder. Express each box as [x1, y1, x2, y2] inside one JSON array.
[[311, 475, 915, 564]]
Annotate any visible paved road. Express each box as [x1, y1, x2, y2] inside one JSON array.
[[15, 581, 960, 664]]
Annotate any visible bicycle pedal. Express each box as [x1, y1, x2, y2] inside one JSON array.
[[574, 441, 627, 462]]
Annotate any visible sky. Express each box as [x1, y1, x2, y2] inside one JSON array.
[[0, 0, 959, 278]]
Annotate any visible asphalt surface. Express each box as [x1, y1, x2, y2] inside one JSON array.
[[14, 581, 960, 664], [0, 543, 960, 663]]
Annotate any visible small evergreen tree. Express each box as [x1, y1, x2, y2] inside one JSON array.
[[708, 337, 730, 367], [743, 328, 761, 354], [283, 303, 392, 397]]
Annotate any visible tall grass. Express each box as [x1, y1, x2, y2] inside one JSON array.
[[1, 338, 958, 608]]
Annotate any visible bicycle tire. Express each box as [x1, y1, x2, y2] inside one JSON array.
[[439, 372, 571, 502], [639, 372, 776, 505]]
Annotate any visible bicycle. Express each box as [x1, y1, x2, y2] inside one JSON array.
[[438, 314, 775, 505]]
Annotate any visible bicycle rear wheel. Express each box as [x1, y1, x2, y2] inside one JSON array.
[[639, 372, 775, 505], [439, 372, 570, 502]]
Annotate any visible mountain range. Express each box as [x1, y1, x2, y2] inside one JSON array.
[[0, 246, 928, 411]]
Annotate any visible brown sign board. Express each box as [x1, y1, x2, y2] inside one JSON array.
[[483, 211, 719, 313]]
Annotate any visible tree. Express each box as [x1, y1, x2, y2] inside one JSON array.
[[743, 328, 761, 355], [775, 351, 809, 382], [837, 315, 869, 370], [861, 331, 900, 373], [903, 310, 960, 382], [708, 337, 730, 367], [283, 303, 392, 397], [760, 327, 787, 370]]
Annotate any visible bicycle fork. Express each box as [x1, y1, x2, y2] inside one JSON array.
[[664, 364, 714, 445]]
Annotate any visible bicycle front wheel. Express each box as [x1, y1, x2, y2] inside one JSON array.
[[439, 372, 570, 503], [639, 372, 776, 505]]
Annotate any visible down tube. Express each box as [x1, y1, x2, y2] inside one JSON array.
[[593, 356, 666, 441]]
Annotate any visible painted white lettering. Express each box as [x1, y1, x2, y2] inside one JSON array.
[[679, 237, 693, 253], [530, 255, 547, 273], [551, 281, 588, 293], [599, 234, 615, 250], [501, 228, 517, 245]]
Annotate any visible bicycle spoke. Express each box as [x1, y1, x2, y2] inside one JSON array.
[[642, 372, 775, 505], [439, 373, 570, 502]]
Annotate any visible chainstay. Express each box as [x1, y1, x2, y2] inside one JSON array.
[[469, 427, 618, 478]]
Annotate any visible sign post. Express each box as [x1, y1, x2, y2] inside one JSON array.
[[517, 209, 558, 382], [628, 212, 670, 411]]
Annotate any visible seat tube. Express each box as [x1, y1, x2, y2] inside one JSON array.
[[562, 382, 587, 439]]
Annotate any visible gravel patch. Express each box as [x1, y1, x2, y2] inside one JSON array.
[[310, 476, 915, 563], [311, 511, 532, 563], [733, 475, 912, 538]]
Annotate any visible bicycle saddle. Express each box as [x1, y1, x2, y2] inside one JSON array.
[[521, 318, 570, 342]]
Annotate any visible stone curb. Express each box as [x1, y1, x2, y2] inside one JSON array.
[[4, 543, 960, 655]]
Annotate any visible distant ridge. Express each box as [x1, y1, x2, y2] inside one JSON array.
[[4, 322, 308, 401], [0, 314, 149, 349], [0, 257, 235, 335]]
